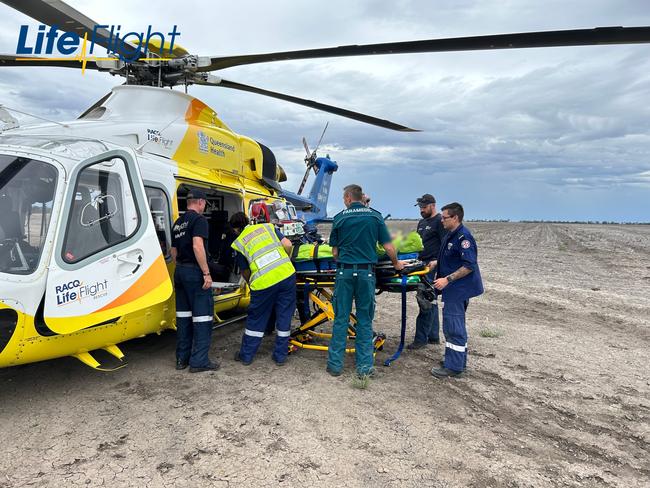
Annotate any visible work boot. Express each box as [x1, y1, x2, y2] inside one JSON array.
[[406, 341, 427, 351], [189, 361, 220, 373], [234, 351, 253, 366], [326, 366, 341, 377], [175, 360, 188, 370], [430, 366, 462, 378]]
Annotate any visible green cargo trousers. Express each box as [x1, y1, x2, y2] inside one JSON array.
[[327, 265, 376, 375]]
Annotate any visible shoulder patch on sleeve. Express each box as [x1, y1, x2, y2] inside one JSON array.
[[461, 239, 471, 249]]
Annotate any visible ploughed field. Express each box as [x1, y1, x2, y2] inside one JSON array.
[[1, 222, 648, 487]]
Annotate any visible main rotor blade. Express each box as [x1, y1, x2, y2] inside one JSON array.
[[196, 78, 419, 132], [0, 53, 98, 69], [0, 0, 141, 60], [200, 26, 650, 71]]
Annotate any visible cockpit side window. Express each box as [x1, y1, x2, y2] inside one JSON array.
[[145, 186, 171, 257], [0, 155, 58, 275], [62, 157, 140, 263]]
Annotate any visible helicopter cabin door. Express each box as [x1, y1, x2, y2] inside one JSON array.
[[43, 149, 172, 334]]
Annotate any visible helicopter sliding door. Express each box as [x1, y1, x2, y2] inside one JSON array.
[[43, 149, 172, 334]]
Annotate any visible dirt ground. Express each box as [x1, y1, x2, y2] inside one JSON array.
[[1, 222, 649, 487]]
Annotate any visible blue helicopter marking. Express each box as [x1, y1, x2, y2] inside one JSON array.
[[280, 156, 338, 225]]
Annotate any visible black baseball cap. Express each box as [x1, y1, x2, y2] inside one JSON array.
[[415, 194, 436, 206], [187, 188, 208, 200]]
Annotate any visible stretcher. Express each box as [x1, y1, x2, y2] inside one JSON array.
[[291, 254, 431, 366]]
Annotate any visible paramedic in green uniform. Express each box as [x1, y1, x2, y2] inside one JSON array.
[[327, 184, 404, 377]]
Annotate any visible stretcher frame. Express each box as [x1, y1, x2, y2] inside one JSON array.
[[290, 259, 430, 365]]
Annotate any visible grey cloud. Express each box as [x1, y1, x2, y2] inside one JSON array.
[[1, 0, 649, 221]]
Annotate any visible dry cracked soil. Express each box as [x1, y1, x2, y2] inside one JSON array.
[[1, 222, 649, 487]]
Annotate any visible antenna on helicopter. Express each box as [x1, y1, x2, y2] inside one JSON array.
[[0, 105, 67, 129], [297, 122, 329, 195]]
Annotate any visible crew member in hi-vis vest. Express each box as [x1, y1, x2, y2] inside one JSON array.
[[231, 203, 296, 365]]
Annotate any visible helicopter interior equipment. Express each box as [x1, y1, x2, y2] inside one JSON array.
[[1, 0, 649, 369]]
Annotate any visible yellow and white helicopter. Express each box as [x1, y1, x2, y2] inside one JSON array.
[[0, 0, 649, 369]]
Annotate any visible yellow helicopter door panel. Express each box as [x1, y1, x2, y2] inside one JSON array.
[[43, 150, 172, 334]]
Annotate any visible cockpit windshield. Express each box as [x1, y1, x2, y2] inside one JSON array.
[[0, 155, 58, 275]]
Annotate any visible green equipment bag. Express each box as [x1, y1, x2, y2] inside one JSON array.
[[398, 231, 424, 254], [377, 231, 424, 255], [294, 243, 334, 261]]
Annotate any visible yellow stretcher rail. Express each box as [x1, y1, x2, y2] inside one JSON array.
[[289, 259, 429, 362]]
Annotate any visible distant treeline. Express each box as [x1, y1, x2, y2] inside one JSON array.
[[387, 218, 649, 225], [518, 220, 650, 225]]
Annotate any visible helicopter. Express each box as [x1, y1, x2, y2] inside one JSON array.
[[0, 0, 649, 369]]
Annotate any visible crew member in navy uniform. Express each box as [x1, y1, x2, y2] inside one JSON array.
[[407, 193, 447, 350], [171, 188, 219, 373], [431, 202, 484, 378]]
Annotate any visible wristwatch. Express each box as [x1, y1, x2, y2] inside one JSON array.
[[446, 275, 454, 283]]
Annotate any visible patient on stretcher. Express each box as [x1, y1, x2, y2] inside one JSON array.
[[291, 230, 424, 272]]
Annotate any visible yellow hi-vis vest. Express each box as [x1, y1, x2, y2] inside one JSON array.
[[231, 223, 295, 291]]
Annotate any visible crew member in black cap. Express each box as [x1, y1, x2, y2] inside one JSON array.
[[171, 188, 219, 373], [407, 193, 447, 350]]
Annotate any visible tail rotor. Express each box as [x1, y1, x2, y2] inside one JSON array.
[[298, 122, 329, 195]]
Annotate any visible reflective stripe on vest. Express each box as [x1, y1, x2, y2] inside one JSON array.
[[232, 223, 295, 290]]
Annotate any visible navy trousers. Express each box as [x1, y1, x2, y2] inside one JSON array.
[[174, 266, 214, 368], [415, 301, 440, 343], [239, 274, 296, 363], [442, 300, 469, 372], [414, 272, 440, 344]]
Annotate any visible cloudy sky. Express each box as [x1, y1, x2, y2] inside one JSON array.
[[1, 0, 649, 221]]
